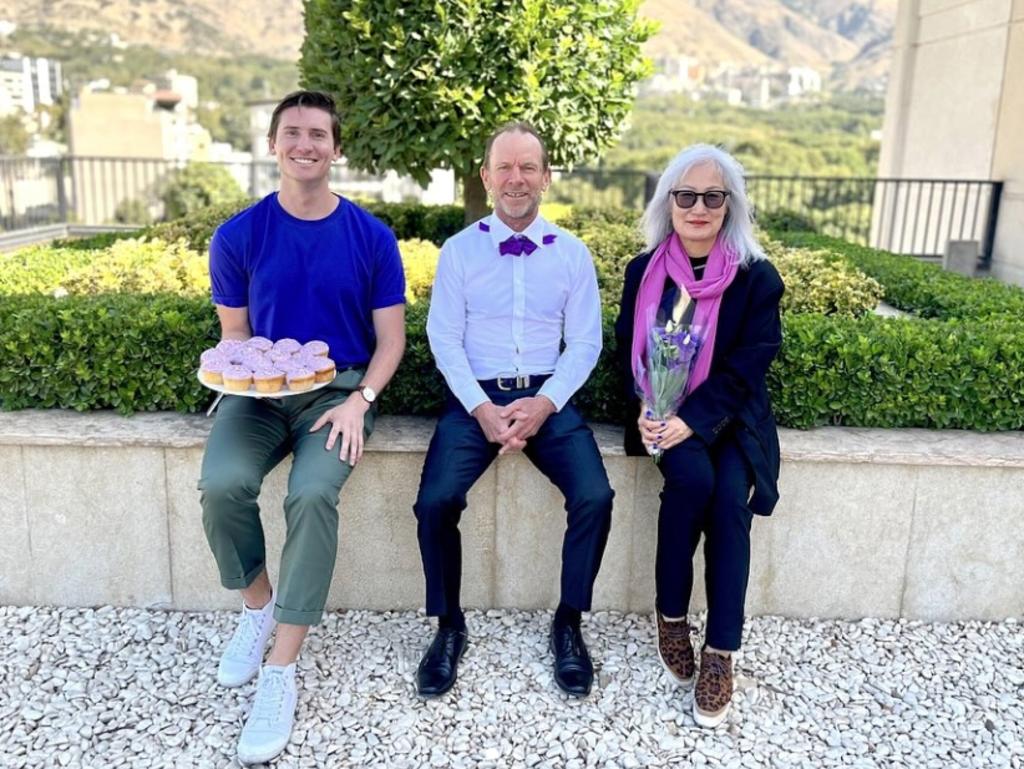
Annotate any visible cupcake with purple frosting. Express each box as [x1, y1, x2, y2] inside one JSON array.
[[222, 366, 253, 392], [272, 338, 302, 356], [302, 340, 329, 358], [286, 366, 315, 392]]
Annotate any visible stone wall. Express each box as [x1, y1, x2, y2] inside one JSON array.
[[1, 411, 1022, 621]]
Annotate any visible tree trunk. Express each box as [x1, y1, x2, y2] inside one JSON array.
[[462, 171, 489, 225]]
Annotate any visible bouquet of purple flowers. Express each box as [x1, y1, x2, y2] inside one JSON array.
[[635, 307, 702, 462]]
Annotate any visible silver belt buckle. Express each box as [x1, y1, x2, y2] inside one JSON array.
[[516, 374, 530, 389]]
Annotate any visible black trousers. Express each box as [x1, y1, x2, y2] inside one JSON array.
[[655, 435, 754, 651], [413, 384, 614, 617]]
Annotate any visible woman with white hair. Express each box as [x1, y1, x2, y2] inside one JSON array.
[[614, 144, 784, 727]]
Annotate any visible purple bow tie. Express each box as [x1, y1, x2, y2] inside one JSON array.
[[498, 236, 538, 257]]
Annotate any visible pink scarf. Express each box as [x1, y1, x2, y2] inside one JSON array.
[[631, 233, 739, 403]]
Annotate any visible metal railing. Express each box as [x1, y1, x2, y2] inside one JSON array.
[[0, 156, 1004, 267], [743, 175, 1003, 268]]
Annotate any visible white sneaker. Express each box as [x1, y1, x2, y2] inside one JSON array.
[[217, 594, 276, 687], [237, 664, 298, 765]]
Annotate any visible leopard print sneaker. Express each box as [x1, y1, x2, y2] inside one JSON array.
[[693, 649, 734, 727], [656, 613, 695, 685]]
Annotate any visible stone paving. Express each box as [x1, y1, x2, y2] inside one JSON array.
[[1, 606, 1022, 768]]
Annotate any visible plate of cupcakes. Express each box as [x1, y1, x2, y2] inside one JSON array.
[[197, 337, 336, 398]]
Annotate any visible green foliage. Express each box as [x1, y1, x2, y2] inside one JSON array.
[[771, 232, 1024, 321], [756, 208, 818, 233], [148, 199, 255, 253], [560, 206, 640, 232], [576, 222, 645, 307], [113, 198, 154, 226], [60, 239, 209, 296], [0, 114, 30, 155], [769, 314, 1024, 430], [4, 200, 1024, 431], [52, 230, 144, 251], [0, 293, 218, 414], [299, 0, 655, 204], [607, 94, 882, 177], [160, 164, 246, 221], [400, 239, 441, 304], [0, 245, 96, 295], [362, 202, 464, 246], [765, 241, 883, 317]]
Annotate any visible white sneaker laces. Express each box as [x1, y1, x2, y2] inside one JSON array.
[[225, 609, 264, 660], [250, 670, 290, 726]]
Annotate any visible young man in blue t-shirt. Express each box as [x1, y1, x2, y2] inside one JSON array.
[[199, 90, 405, 764]]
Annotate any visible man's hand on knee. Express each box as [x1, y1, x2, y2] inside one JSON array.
[[310, 395, 371, 466]]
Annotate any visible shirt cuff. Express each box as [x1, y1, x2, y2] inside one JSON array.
[[454, 382, 490, 415], [537, 380, 570, 412]]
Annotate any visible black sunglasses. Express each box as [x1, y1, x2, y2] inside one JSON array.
[[669, 189, 731, 209]]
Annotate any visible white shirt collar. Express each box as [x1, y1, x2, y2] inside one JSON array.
[[480, 213, 551, 250]]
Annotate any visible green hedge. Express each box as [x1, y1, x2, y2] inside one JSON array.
[[3, 203, 1023, 431], [772, 231, 1024, 321], [4, 291, 1023, 430]]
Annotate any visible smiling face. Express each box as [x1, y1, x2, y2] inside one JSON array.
[[480, 130, 551, 231], [671, 161, 729, 256], [268, 106, 340, 187]]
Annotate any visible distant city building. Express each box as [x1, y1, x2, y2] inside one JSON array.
[[0, 54, 63, 116], [640, 55, 705, 96], [639, 58, 823, 109], [69, 79, 211, 161]]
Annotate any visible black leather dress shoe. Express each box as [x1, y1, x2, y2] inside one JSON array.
[[416, 627, 468, 697], [550, 621, 593, 697]]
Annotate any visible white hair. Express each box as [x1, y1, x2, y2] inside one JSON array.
[[640, 143, 765, 266]]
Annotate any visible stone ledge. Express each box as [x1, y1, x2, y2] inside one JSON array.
[[2, 409, 1023, 467]]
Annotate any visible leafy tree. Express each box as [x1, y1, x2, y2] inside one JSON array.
[[160, 163, 245, 221], [0, 115, 30, 155], [300, 0, 655, 221]]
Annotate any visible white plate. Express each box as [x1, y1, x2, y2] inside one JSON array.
[[197, 370, 335, 399]]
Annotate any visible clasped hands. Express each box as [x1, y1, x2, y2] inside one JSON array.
[[474, 396, 556, 455], [638, 408, 694, 453]]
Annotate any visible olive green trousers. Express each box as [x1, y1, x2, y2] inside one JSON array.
[[198, 368, 373, 625]]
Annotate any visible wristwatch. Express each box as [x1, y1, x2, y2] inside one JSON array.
[[355, 384, 377, 404]]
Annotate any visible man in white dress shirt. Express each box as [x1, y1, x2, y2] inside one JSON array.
[[412, 123, 614, 699]]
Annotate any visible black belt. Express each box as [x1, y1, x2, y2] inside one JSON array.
[[478, 373, 552, 392]]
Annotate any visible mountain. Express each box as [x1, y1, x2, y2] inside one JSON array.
[[0, 0, 893, 90], [641, 0, 894, 90]]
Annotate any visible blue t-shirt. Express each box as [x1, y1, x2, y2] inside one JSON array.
[[209, 193, 405, 368]]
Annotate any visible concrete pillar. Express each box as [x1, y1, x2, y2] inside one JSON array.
[[879, 0, 1023, 284]]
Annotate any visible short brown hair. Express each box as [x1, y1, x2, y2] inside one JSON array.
[[268, 90, 341, 149], [482, 122, 550, 170]]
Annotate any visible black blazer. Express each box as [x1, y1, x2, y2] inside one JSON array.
[[614, 251, 785, 516]]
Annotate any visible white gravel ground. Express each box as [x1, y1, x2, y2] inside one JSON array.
[[1, 606, 1021, 769]]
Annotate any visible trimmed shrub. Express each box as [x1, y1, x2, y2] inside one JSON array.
[[0, 293, 218, 413], [771, 231, 1024, 321], [59, 238, 208, 296], [362, 202, 464, 245], [52, 230, 145, 251], [765, 241, 883, 317], [560, 206, 640, 233], [576, 222, 646, 307], [399, 239, 441, 304], [0, 245, 97, 295], [147, 198, 254, 253], [756, 208, 818, 233], [770, 313, 1024, 430], [4, 290, 1023, 430]]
